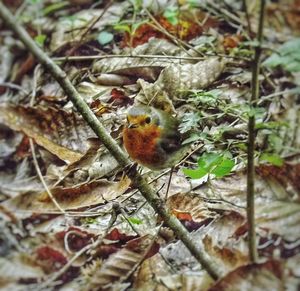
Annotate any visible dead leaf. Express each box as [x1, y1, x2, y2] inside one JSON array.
[[86, 235, 157, 290], [4, 177, 131, 211], [208, 260, 283, 291], [0, 254, 44, 289], [134, 253, 214, 291], [0, 105, 92, 163], [50, 3, 128, 51], [167, 192, 217, 223], [257, 162, 300, 198], [256, 201, 300, 241], [157, 57, 225, 98]]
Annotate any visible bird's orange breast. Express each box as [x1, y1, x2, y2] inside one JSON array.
[[123, 125, 164, 168]]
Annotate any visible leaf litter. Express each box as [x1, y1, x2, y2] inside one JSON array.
[[0, 0, 300, 290]]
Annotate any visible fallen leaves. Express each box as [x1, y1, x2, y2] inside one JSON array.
[[0, 105, 92, 163], [4, 177, 131, 211], [209, 261, 283, 291], [85, 235, 158, 290]]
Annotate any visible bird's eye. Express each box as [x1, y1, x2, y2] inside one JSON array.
[[145, 116, 151, 124]]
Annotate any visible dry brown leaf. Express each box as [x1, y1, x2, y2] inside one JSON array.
[[167, 192, 217, 223], [202, 211, 249, 273], [0, 253, 44, 290], [134, 253, 214, 291], [86, 235, 157, 290], [208, 260, 284, 291], [0, 105, 93, 163], [133, 253, 171, 291], [93, 38, 181, 77], [50, 3, 128, 51], [4, 177, 130, 211], [157, 57, 225, 98], [256, 201, 300, 241]]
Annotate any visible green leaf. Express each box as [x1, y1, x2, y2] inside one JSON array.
[[182, 133, 201, 145], [198, 152, 222, 171], [182, 167, 208, 179], [114, 23, 131, 33], [163, 6, 179, 25], [211, 158, 235, 177], [34, 34, 46, 47], [263, 38, 300, 72], [179, 112, 201, 133], [256, 121, 288, 130], [43, 1, 69, 16], [128, 217, 143, 225], [97, 31, 114, 45], [260, 153, 284, 167]]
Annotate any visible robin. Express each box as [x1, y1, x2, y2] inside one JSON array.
[[123, 105, 188, 170]]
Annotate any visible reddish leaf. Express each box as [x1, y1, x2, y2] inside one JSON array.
[[257, 163, 300, 196], [223, 34, 243, 50], [55, 227, 95, 252], [13, 54, 36, 84], [105, 228, 137, 244], [36, 246, 67, 270], [209, 260, 283, 291], [15, 136, 30, 159], [109, 88, 132, 106]]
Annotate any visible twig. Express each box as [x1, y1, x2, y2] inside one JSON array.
[[247, 0, 265, 263], [64, 0, 114, 59], [0, 82, 29, 94], [53, 52, 248, 62], [242, 0, 252, 36], [28, 65, 66, 214], [53, 53, 204, 62], [29, 139, 66, 214], [165, 166, 174, 200], [0, 2, 220, 280]]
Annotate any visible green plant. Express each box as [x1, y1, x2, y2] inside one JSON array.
[[263, 38, 300, 72], [183, 152, 235, 179]]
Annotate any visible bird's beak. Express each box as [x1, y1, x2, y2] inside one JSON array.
[[128, 122, 138, 129]]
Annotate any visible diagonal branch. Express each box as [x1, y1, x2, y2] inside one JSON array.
[[0, 2, 220, 280]]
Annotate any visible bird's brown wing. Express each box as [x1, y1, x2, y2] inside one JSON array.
[[159, 132, 182, 153]]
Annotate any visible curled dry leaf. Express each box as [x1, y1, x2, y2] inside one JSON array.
[[4, 177, 131, 211], [157, 57, 225, 98], [135, 79, 176, 113], [208, 260, 283, 291], [85, 235, 157, 290], [93, 38, 181, 77]]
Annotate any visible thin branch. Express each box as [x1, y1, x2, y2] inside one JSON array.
[[247, 0, 265, 263], [29, 139, 66, 214], [64, 0, 114, 59], [53, 52, 249, 62], [242, 0, 252, 36], [0, 2, 220, 280]]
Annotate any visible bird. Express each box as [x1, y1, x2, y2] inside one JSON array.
[[123, 105, 188, 170]]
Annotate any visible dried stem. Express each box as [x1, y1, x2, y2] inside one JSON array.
[[247, 0, 265, 262], [0, 2, 220, 280]]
